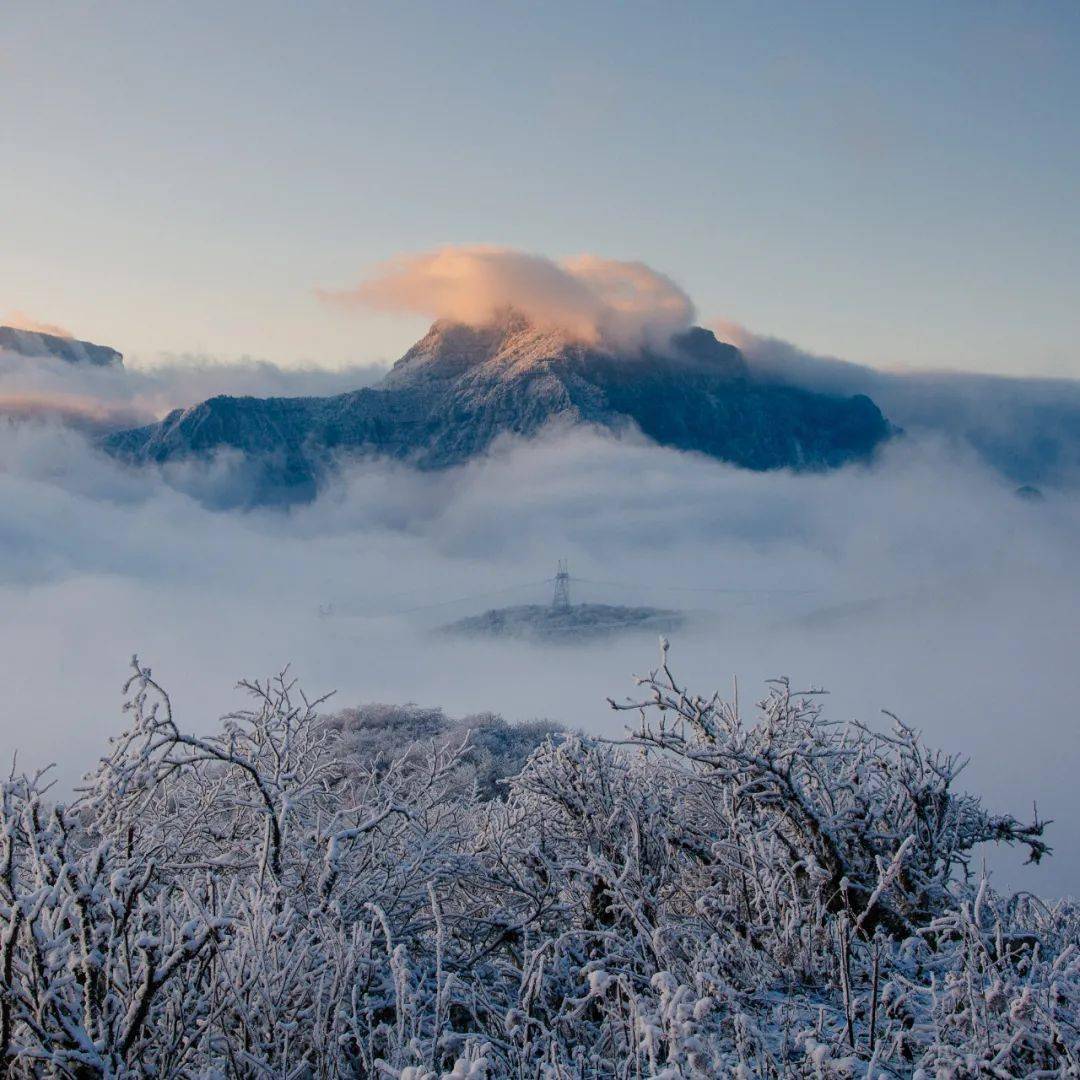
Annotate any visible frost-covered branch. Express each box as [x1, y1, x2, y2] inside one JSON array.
[[0, 647, 1072, 1077]]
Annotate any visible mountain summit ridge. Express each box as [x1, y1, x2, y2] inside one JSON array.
[[0, 325, 123, 368], [104, 315, 890, 503], [384, 309, 747, 388]]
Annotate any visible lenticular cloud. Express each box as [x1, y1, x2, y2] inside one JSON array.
[[320, 245, 696, 351]]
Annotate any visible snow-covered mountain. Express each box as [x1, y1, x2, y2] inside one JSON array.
[[0, 325, 123, 367], [104, 312, 890, 501]]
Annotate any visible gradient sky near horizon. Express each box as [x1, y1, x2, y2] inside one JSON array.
[[3, 1, 1079, 377]]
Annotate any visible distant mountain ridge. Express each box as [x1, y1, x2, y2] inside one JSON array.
[[0, 325, 123, 368], [104, 312, 890, 502]]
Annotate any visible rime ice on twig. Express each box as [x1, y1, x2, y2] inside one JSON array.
[[0, 647, 1074, 1076]]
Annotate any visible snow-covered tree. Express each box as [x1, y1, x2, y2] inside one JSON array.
[[0, 646, 1074, 1077]]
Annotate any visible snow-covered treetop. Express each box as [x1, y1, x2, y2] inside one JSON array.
[[0, 646, 1072, 1077]]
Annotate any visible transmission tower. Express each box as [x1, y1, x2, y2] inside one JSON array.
[[552, 560, 571, 610]]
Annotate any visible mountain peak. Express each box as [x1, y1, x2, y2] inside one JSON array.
[[105, 318, 891, 504], [383, 309, 591, 388], [382, 311, 748, 392]]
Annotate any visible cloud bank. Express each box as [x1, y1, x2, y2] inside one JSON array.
[[0, 410, 1078, 896], [321, 246, 696, 350], [717, 320, 1080, 489], [0, 345, 387, 432]]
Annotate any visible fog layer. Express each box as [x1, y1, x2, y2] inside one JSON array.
[[722, 320, 1080, 489], [0, 345, 386, 432], [1, 397, 1077, 894]]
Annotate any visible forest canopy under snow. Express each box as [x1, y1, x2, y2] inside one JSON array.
[[1, 644, 1075, 1078]]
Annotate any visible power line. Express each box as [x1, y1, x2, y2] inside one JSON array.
[[570, 577, 812, 596], [319, 569, 814, 621]]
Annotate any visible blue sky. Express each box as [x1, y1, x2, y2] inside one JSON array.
[[3, 1, 1078, 375]]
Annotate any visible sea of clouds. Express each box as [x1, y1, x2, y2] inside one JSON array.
[[3, 244, 1080, 898], [1, 360, 1078, 895]]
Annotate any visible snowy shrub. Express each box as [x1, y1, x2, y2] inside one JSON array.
[[323, 702, 564, 800], [0, 644, 1074, 1077]]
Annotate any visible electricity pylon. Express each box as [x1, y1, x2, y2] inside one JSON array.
[[552, 560, 571, 610]]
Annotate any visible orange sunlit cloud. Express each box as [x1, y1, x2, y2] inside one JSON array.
[[319, 245, 695, 350], [4, 311, 74, 339]]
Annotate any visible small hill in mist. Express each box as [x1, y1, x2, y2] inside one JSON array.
[[441, 601, 685, 643], [103, 311, 890, 502]]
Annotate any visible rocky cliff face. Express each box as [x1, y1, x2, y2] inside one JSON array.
[[0, 326, 123, 367], [104, 312, 890, 501]]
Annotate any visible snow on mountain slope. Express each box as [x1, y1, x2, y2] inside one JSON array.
[[103, 313, 890, 503]]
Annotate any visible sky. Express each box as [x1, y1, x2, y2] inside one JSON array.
[[3, 0, 1079, 377]]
